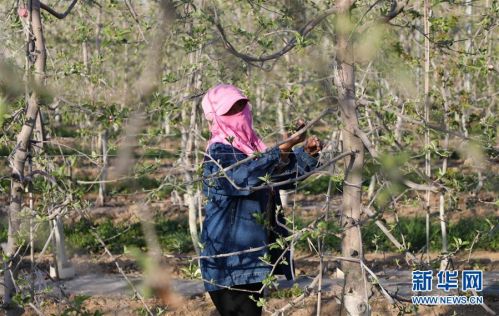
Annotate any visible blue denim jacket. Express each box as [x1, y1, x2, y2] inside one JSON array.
[[200, 143, 319, 292]]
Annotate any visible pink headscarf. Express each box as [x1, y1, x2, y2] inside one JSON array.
[[202, 84, 267, 156]]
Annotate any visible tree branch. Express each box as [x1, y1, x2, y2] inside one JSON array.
[[385, 109, 474, 141], [40, 0, 78, 20], [271, 274, 320, 315], [214, 6, 338, 63], [354, 126, 441, 192], [356, 0, 408, 34], [250, 150, 357, 192], [382, 0, 408, 23]]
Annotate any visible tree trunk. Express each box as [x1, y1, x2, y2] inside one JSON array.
[[485, 0, 495, 117], [276, 96, 290, 207], [82, 41, 90, 73], [182, 50, 201, 255], [439, 80, 450, 270], [97, 129, 108, 206], [4, 1, 46, 313], [459, 0, 471, 139], [333, 1, 369, 314], [183, 98, 200, 255], [423, 0, 431, 264], [33, 110, 46, 151], [123, 42, 129, 108]]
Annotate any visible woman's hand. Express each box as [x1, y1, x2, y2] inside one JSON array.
[[279, 119, 306, 152], [304, 136, 322, 157], [278, 119, 306, 163]]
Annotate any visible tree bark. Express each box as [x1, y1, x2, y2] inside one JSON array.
[[485, 0, 495, 117], [333, 1, 369, 314], [183, 99, 200, 255], [423, 0, 432, 264], [97, 129, 108, 206], [439, 79, 449, 270], [182, 49, 201, 255], [276, 95, 290, 207], [4, 1, 46, 313]]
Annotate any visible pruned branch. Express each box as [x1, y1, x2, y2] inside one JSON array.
[[214, 6, 338, 63], [40, 0, 78, 19]]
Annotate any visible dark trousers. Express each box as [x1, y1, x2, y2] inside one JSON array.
[[208, 282, 263, 316]]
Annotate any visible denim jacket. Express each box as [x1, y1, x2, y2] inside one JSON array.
[[200, 143, 319, 292]]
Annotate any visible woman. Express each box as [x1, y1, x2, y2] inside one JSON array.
[[200, 84, 322, 316]]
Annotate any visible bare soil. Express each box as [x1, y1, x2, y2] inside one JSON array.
[[1, 137, 497, 315], [23, 286, 499, 315]]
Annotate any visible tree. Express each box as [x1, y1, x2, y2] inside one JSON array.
[[331, 0, 369, 312], [4, 1, 77, 313]]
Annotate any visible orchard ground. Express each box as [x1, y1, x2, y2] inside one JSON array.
[[0, 137, 497, 315]]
